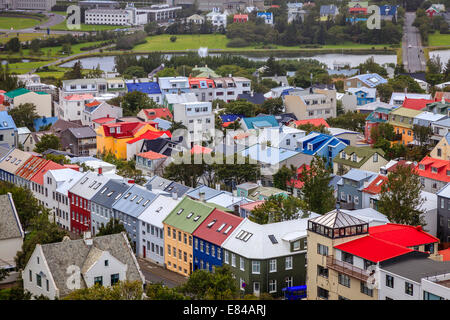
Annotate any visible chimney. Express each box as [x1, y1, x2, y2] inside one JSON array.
[[228, 74, 232, 78], [257, 180, 262, 186], [199, 191, 206, 202], [83, 231, 93, 246], [205, 64, 208, 68], [128, 179, 135, 184], [215, 183, 221, 191], [98, 167, 102, 175], [250, 91, 254, 97], [404, 87, 407, 94], [233, 204, 239, 216], [172, 191, 178, 200]]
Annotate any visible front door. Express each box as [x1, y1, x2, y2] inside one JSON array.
[[253, 282, 260, 297], [143, 245, 146, 258]]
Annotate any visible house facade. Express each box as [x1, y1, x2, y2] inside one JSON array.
[[333, 146, 388, 176]]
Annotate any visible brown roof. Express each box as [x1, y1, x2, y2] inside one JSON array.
[[50, 119, 82, 136]]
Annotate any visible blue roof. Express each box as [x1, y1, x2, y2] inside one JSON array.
[[257, 12, 272, 17], [379, 5, 397, 16], [241, 144, 299, 165], [243, 116, 279, 130], [220, 114, 244, 123], [0, 111, 17, 131], [126, 82, 161, 95], [300, 132, 345, 155], [186, 185, 224, 201], [350, 73, 387, 88], [153, 117, 172, 131], [112, 184, 157, 218], [33, 116, 58, 132]]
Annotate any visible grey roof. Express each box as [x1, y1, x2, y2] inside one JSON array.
[[91, 179, 132, 209], [112, 184, 157, 218], [340, 168, 377, 182], [39, 232, 144, 297], [320, 4, 338, 15], [309, 209, 367, 228], [434, 118, 450, 128], [0, 193, 24, 240], [69, 171, 122, 200], [163, 181, 192, 198], [145, 175, 173, 191], [0, 145, 12, 160], [66, 126, 97, 139], [186, 185, 224, 201], [381, 256, 450, 283]]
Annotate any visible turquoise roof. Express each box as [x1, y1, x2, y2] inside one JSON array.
[[243, 116, 279, 129]]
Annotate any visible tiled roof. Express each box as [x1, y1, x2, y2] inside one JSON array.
[[30, 161, 65, 185], [137, 150, 167, 160], [293, 118, 330, 128], [402, 98, 435, 111]]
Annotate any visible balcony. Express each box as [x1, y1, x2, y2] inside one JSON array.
[[326, 255, 369, 282]]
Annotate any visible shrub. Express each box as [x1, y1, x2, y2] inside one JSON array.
[[170, 36, 177, 42], [226, 38, 247, 48]]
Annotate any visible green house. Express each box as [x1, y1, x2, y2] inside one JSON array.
[[221, 214, 318, 297]]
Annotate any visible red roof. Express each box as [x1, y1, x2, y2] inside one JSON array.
[[93, 117, 116, 124], [85, 100, 101, 107], [63, 164, 80, 171], [222, 121, 234, 128], [369, 223, 439, 247], [142, 108, 173, 121], [102, 122, 146, 139], [362, 175, 388, 195], [402, 98, 435, 111], [30, 161, 65, 185], [234, 14, 248, 18], [335, 235, 413, 262], [287, 164, 311, 189], [126, 129, 171, 144], [192, 209, 243, 246], [239, 200, 265, 212], [137, 150, 167, 160], [15, 156, 48, 181], [434, 92, 450, 101], [293, 118, 330, 128], [64, 94, 94, 101], [387, 160, 416, 173], [416, 156, 450, 183], [188, 77, 216, 89], [439, 248, 450, 261], [191, 145, 212, 154]]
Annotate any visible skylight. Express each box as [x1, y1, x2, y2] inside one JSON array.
[[124, 192, 131, 199], [80, 177, 88, 184], [107, 191, 114, 197], [143, 200, 150, 206], [376, 179, 383, 186], [223, 226, 232, 234], [236, 230, 245, 239], [217, 223, 226, 232], [89, 180, 97, 188], [136, 197, 143, 204], [100, 187, 108, 194], [176, 208, 184, 215], [369, 77, 379, 83], [93, 183, 101, 190], [130, 195, 137, 201], [5, 156, 11, 162], [268, 234, 278, 244], [115, 193, 122, 200], [186, 212, 194, 219], [243, 232, 253, 242], [193, 215, 201, 221], [207, 219, 217, 228]]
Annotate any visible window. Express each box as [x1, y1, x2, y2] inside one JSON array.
[[240, 257, 245, 271], [29, 270, 32, 282], [285, 256, 293, 270], [386, 275, 394, 288], [338, 273, 351, 288], [111, 274, 120, 285], [342, 252, 353, 264], [373, 153, 378, 162], [317, 244, 328, 256], [285, 276, 293, 288], [36, 274, 42, 287], [317, 287, 329, 299], [424, 291, 445, 300], [224, 251, 229, 264], [231, 254, 236, 267], [437, 148, 442, 157], [104, 260, 109, 267], [252, 261, 260, 274], [292, 240, 300, 251], [269, 279, 277, 293], [46, 279, 49, 291], [317, 265, 328, 278], [269, 259, 277, 272], [360, 282, 373, 297], [405, 282, 413, 296], [94, 276, 103, 286]]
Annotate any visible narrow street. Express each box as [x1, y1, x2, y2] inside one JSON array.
[[402, 11, 426, 72], [138, 258, 188, 289]]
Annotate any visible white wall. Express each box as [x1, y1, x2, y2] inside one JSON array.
[[83, 251, 127, 287], [378, 269, 421, 300]]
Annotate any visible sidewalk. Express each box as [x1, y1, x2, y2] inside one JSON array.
[[138, 257, 188, 288]]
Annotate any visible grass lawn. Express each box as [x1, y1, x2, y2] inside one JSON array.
[[0, 17, 40, 30], [50, 20, 128, 31], [8, 61, 50, 74], [0, 33, 60, 44], [22, 41, 108, 58], [428, 32, 450, 47], [132, 34, 394, 52]]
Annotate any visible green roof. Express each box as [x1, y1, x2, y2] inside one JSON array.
[[247, 186, 287, 200], [162, 197, 216, 233], [35, 91, 50, 95], [333, 146, 385, 168], [5, 88, 30, 98], [390, 107, 423, 117]]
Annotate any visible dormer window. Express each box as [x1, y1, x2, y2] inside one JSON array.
[[419, 164, 425, 170], [352, 154, 357, 162], [341, 151, 346, 159], [307, 143, 313, 151], [431, 167, 438, 173]]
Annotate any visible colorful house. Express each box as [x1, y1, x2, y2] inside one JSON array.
[[291, 118, 330, 129], [297, 132, 348, 167], [388, 107, 423, 145], [430, 133, 450, 161], [346, 87, 376, 106], [416, 156, 450, 193], [257, 12, 273, 24], [137, 108, 173, 121], [333, 146, 388, 176], [348, 1, 368, 15], [192, 208, 244, 272], [126, 82, 162, 104], [233, 14, 248, 23], [95, 121, 160, 159]]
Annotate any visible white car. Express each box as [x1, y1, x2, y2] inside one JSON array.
[[408, 45, 412, 48]]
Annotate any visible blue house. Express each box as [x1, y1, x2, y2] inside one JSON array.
[[346, 87, 377, 106], [33, 116, 58, 132], [379, 5, 397, 20], [240, 115, 279, 130], [192, 207, 244, 272], [0, 110, 18, 148], [126, 82, 162, 104], [257, 12, 273, 24], [298, 132, 348, 167], [220, 114, 244, 123], [337, 169, 378, 210]]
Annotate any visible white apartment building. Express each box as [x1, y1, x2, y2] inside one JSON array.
[[85, 5, 148, 26], [213, 77, 252, 102], [82, 101, 123, 127], [58, 94, 95, 122], [11, 0, 56, 11], [206, 10, 228, 29], [60, 79, 107, 99], [172, 101, 214, 143], [43, 169, 84, 231], [146, 4, 182, 22]]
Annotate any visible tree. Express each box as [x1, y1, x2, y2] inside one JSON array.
[[370, 123, 396, 145], [298, 156, 335, 215], [97, 218, 127, 236], [63, 281, 144, 300], [412, 124, 433, 147], [327, 111, 367, 132], [8, 103, 39, 131], [34, 134, 61, 153], [223, 100, 258, 117], [146, 283, 186, 300], [250, 195, 307, 224], [63, 60, 82, 79], [273, 165, 296, 190], [163, 153, 205, 188], [213, 153, 260, 187], [377, 164, 426, 226], [61, 42, 72, 55], [263, 56, 284, 76], [296, 123, 330, 134], [180, 265, 239, 300], [121, 91, 158, 116], [0, 64, 19, 92], [30, 39, 41, 55], [376, 83, 394, 103], [86, 64, 103, 79], [170, 36, 177, 42], [5, 37, 20, 52], [123, 66, 147, 79], [260, 97, 284, 115]]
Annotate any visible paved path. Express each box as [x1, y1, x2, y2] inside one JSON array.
[[402, 12, 426, 72], [138, 257, 187, 288]]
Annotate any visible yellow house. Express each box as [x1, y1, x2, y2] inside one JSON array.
[[95, 121, 159, 159], [430, 133, 450, 160], [388, 107, 422, 146]]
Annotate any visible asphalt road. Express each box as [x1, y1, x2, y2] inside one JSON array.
[[402, 12, 426, 73]]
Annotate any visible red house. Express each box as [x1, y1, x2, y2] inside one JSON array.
[[233, 14, 248, 23], [416, 156, 450, 193]]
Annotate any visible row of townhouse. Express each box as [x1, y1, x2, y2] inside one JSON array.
[[306, 209, 450, 300]]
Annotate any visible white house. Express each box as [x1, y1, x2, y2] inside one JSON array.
[[257, 126, 306, 151], [81, 101, 123, 127], [172, 101, 214, 143], [206, 10, 228, 29], [58, 94, 95, 122], [22, 232, 145, 299]]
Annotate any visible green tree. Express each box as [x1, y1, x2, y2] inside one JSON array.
[[5, 37, 20, 52], [121, 91, 158, 116], [97, 218, 127, 236], [146, 283, 186, 300], [123, 66, 147, 79], [163, 153, 205, 188], [412, 124, 433, 147], [298, 156, 335, 215], [250, 195, 307, 224], [34, 134, 61, 153], [8, 103, 39, 131], [259, 97, 284, 115], [376, 83, 394, 103], [213, 153, 260, 187], [370, 123, 396, 145], [223, 100, 258, 117], [63, 60, 82, 79], [377, 164, 426, 226], [0, 64, 19, 91], [30, 39, 41, 55], [295, 123, 330, 134], [273, 165, 296, 191], [61, 43, 72, 55], [63, 281, 144, 300], [327, 111, 367, 132]]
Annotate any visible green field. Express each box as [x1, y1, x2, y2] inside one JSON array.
[[0, 17, 41, 30], [0, 32, 60, 44], [50, 20, 128, 31], [428, 32, 450, 47], [8, 61, 50, 74], [22, 41, 108, 57], [132, 34, 393, 52]]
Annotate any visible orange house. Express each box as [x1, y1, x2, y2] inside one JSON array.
[[95, 121, 160, 159]]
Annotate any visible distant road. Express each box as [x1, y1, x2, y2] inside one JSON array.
[[402, 12, 426, 73]]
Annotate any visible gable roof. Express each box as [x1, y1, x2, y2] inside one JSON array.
[[0, 148, 32, 175], [141, 108, 172, 121], [162, 197, 216, 233], [65, 126, 97, 139], [241, 144, 300, 165], [0, 193, 24, 241], [187, 185, 224, 201], [402, 98, 435, 111], [5, 88, 30, 98], [91, 179, 131, 209], [193, 209, 244, 246], [112, 184, 157, 217], [69, 171, 122, 200], [348, 73, 387, 87], [417, 156, 450, 183], [138, 194, 181, 229], [30, 161, 65, 185], [333, 146, 385, 168], [362, 174, 388, 195], [125, 129, 171, 145]]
